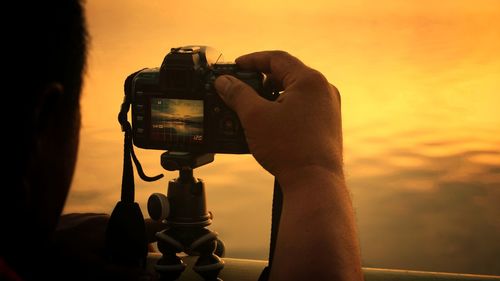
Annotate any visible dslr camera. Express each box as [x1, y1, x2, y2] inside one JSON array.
[[127, 45, 275, 154]]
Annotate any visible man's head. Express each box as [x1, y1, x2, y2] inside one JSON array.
[[3, 0, 88, 273]]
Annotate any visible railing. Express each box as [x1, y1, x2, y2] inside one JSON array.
[[145, 254, 500, 281]]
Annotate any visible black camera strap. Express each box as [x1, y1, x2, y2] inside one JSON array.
[[269, 179, 283, 264], [118, 71, 164, 190], [258, 179, 283, 281], [105, 70, 163, 266]]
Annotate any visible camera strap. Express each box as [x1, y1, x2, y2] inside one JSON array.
[[118, 70, 164, 200], [105, 71, 164, 266], [258, 179, 283, 281]]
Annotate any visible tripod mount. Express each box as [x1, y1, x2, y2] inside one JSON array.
[[148, 152, 225, 281]]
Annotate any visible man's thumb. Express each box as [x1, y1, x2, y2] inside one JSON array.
[[214, 75, 268, 122]]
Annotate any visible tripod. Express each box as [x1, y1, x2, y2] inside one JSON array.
[[148, 152, 225, 281]]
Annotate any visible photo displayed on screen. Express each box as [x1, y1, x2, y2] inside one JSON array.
[[151, 98, 203, 145]]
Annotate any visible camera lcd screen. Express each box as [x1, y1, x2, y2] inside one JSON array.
[[150, 98, 203, 145]]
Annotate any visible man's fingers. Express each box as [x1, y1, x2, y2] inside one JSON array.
[[236, 51, 308, 89], [215, 75, 271, 124]]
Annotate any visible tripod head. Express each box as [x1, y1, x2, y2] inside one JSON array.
[[160, 151, 214, 171]]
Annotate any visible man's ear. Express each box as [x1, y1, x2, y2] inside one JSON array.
[[34, 82, 65, 134]]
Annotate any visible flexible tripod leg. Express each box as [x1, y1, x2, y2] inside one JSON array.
[[190, 229, 224, 281], [155, 229, 186, 280]]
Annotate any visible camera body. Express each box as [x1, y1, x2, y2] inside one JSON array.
[[128, 46, 274, 154]]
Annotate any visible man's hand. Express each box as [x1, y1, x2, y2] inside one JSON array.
[[215, 51, 363, 281], [215, 51, 343, 187]]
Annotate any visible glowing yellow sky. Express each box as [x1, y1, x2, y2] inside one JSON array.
[[82, 0, 500, 135]]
